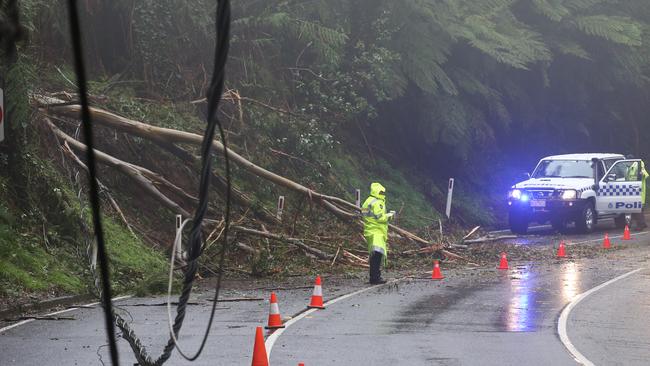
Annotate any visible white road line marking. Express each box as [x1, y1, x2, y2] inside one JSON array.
[[557, 268, 644, 366], [0, 295, 132, 335], [265, 279, 400, 358], [566, 230, 650, 246]]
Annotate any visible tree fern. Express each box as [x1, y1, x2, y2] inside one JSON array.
[[574, 15, 643, 46], [532, 0, 571, 22]]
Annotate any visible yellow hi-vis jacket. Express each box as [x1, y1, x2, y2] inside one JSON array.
[[627, 161, 649, 204], [362, 182, 393, 260], [642, 161, 649, 204]]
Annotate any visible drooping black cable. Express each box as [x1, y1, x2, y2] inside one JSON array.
[[65, 1, 120, 365], [61, 0, 231, 364], [170, 0, 232, 360]]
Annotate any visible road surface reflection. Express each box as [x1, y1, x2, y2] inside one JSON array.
[[500, 263, 582, 332]]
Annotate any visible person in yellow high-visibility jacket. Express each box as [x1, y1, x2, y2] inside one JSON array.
[[361, 182, 394, 284], [627, 160, 648, 230], [635, 161, 648, 229]]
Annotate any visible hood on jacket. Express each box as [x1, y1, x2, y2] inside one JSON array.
[[370, 182, 386, 200]]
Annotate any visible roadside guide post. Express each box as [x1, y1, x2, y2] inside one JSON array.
[[277, 196, 285, 220], [175, 214, 183, 259], [355, 188, 361, 207], [446, 178, 454, 219]]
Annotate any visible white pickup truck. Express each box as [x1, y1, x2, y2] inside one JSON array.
[[507, 153, 645, 234]]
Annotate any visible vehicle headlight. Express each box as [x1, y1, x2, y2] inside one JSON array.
[[561, 190, 577, 200], [509, 189, 522, 200]]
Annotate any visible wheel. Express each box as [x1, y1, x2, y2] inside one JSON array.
[[551, 218, 567, 233], [509, 214, 529, 235], [575, 201, 596, 233], [614, 214, 631, 229]]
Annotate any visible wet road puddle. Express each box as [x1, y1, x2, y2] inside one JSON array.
[[498, 263, 582, 332], [387, 263, 586, 334]]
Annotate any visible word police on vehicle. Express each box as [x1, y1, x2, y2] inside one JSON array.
[[507, 153, 644, 234]]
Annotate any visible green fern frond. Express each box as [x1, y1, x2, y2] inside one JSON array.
[[462, 14, 552, 69], [532, 0, 570, 22], [574, 15, 643, 46]]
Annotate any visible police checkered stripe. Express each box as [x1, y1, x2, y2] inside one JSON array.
[[598, 184, 642, 197]]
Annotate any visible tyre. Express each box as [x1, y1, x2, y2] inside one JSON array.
[[509, 214, 529, 235], [614, 214, 630, 229], [551, 218, 567, 233], [575, 201, 596, 233]]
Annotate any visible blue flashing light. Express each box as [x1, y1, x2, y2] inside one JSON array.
[[520, 194, 530, 202]]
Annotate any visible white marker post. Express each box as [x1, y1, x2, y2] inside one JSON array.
[[445, 178, 454, 219], [0, 88, 4, 142], [91, 240, 98, 271], [355, 189, 361, 207], [277, 196, 285, 220], [175, 215, 182, 259]]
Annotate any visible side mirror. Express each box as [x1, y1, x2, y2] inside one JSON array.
[[604, 173, 617, 182]]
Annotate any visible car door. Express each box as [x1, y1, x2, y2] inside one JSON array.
[[596, 159, 644, 214]]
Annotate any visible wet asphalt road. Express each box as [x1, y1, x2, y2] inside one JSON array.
[[2, 222, 650, 365]]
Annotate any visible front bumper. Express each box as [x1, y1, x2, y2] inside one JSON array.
[[508, 198, 586, 222]]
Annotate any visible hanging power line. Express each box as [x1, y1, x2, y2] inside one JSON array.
[[64, 0, 232, 365]]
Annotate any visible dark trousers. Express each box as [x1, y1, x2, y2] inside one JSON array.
[[369, 251, 383, 283]]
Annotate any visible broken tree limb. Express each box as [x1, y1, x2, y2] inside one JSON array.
[[149, 139, 280, 225], [44, 117, 192, 217], [60, 142, 138, 239], [232, 225, 333, 260], [464, 235, 517, 244]]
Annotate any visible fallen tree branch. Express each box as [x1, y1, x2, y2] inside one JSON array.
[[60, 142, 138, 239], [36, 96, 455, 253], [232, 225, 333, 260], [464, 235, 517, 244], [148, 139, 280, 225], [44, 117, 192, 217]]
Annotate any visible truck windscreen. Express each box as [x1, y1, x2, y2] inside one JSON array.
[[532, 160, 593, 179]]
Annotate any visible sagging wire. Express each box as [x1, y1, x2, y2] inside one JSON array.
[[64, 0, 233, 365], [65, 1, 120, 365], [166, 0, 233, 360]]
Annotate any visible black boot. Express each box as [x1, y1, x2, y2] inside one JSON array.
[[369, 251, 385, 284]]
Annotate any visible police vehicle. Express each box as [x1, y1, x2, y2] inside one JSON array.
[[508, 153, 644, 234]]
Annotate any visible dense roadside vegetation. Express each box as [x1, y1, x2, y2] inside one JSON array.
[[1, 0, 649, 301]]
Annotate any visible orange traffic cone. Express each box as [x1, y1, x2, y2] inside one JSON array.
[[265, 292, 285, 329], [623, 225, 632, 240], [308, 276, 326, 309], [557, 241, 567, 258], [603, 233, 611, 249], [498, 252, 509, 270], [251, 327, 269, 366], [431, 260, 444, 280]]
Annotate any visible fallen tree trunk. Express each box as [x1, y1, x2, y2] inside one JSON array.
[[36, 96, 454, 255]]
